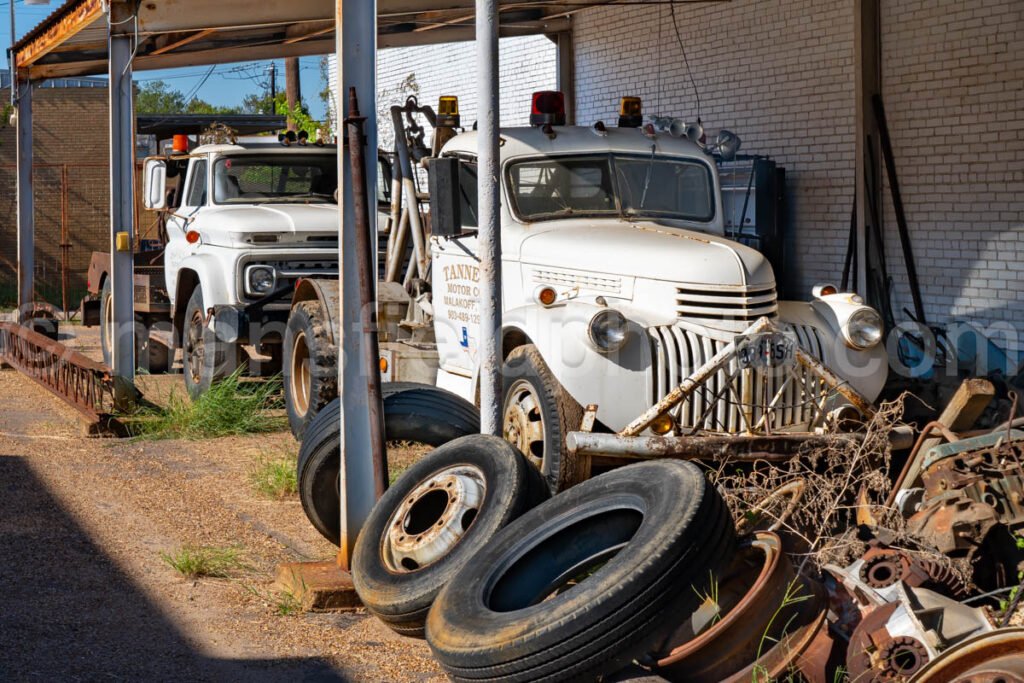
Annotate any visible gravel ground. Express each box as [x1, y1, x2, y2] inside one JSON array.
[[0, 361, 444, 682]]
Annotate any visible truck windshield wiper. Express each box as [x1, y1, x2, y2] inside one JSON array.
[[638, 144, 657, 209]]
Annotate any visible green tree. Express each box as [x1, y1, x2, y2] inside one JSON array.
[[135, 80, 242, 115]]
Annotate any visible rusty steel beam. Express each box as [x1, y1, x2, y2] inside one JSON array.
[[14, 0, 104, 70], [0, 322, 124, 434]]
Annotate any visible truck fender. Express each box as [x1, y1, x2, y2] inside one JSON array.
[[500, 302, 654, 432], [292, 278, 340, 346], [777, 300, 888, 404], [172, 255, 232, 345]]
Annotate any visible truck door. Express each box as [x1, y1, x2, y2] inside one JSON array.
[[164, 157, 207, 305], [432, 156, 481, 378]]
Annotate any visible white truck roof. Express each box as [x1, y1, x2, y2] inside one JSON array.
[[190, 141, 338, 155], [442, 126, 714, 162]]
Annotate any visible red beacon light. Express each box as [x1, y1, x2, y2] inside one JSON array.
[[530, 91, 566, 127], [171, 134, 190, 154]]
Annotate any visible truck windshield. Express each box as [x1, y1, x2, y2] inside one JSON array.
[[507, 154, 714, 222], [213, 155, 337, 205]]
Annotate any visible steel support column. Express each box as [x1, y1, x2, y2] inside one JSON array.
[[335, 0, 378, 568], [854, 0, 880, 298], [555, 31, 575, 125], [476, 0, 502, 436], [15, 79, 33, 322], [108, 2, 136, 406]]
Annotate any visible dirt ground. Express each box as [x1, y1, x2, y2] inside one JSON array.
[[0, 324, 444, 681]]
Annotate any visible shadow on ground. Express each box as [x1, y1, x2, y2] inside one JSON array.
[[0, 455, 348, 682]]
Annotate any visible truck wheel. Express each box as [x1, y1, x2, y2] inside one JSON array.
[[284, 300, 338, 439], [352, 435, 550, 638], [502, 345, 585, 493], [298, 383, 480, 546], [135, 320, 170, 375], [425, 460, 737, 682], [182, 286, 242, 398], [100, 279, 114, 367]]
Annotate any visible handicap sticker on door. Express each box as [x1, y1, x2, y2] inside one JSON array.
[[460, 326, 470, 348]]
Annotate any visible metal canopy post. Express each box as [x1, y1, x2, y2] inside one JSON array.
[[476, 0, 502, 436], [108, 1, 136, 406], [15, 78, 34, 323], [335, 0, 379, 568]]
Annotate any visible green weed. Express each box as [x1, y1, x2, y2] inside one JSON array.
[[250, 453, 298, 499], [161, 545, 247, 579]]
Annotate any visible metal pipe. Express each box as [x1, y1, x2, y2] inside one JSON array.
[[335, 0, 378, 569], [389, 105, 428, 279], [15, 76, 33, 323], [476, 0, 502, 436], [61, 164, 70, 319], [346, 86, 388, 499], [385, 206, 410, 283], [108, 4, 137, 409]]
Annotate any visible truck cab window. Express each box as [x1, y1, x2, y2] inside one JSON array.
[[186, 160, 208, 207]]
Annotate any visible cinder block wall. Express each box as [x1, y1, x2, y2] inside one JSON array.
[[572, 0, 1024, 354], [573, 0, 857, 300], [880, 0, 1024, 354], [0, 87, 111, 306]]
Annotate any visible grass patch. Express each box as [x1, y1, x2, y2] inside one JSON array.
[[131, 367, 285, 440], [250, 453, 298, 499], [275, 591, 302, 616], [161, 545, 247, 579]]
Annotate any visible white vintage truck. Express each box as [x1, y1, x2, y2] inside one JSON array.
[[87, 131, 387, 398], [284, 93, 890, 492]]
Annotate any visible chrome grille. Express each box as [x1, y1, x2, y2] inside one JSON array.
[[648, 324, 827, 433], [532, 268, 622, 295], [675, 285, 778, 328]]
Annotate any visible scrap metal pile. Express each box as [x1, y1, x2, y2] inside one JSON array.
[[321, 380, 1024, 681]]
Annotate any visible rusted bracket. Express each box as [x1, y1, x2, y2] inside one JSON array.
[[0, 322, 128, 436]]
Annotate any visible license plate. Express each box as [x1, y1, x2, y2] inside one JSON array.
[[735, 332, 796, 370]]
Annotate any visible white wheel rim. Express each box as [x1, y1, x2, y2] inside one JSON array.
[[503, 379, 546, 469], [382, 465, 486, 573]]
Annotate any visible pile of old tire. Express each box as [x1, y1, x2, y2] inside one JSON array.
[[351, 435, 551, 637], [297, 382, 481, 546], [424, 459, 737, 682]]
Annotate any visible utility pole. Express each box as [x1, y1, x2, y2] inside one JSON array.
[[267, 61, 277, 114], [285, 57, 301, 131]]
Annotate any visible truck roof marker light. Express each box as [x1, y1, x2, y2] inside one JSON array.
[[172, 134, 189, 154], [297, 130, 309, 146], [618, 97, 643, 128], [813, 284, 839, 298], [530, 91, 566, 127], [592, 121, 608, 137], [437, 96, 461, 128], [186, 230, 201, 245]]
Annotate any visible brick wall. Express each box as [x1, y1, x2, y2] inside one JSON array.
[[330, 34, 557, 150], [879, 0, 1024, 354], [0, 87, 111, 306]]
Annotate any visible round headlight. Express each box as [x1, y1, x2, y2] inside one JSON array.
[[844, 308, 883, 349], [588, 309, 629, 353], [246, 265, 276, 296]]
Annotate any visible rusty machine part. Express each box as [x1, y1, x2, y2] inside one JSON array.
[[906, 494, 1000, 557], [854, 543, 971, 600], [0, 322, 125, 434], [843, 580, 995, 682], [908, 627, 1024, 683], [651, 531, 832, 682]]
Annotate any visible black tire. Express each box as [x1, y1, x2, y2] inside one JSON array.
[[425, 460, 737, 682], [99, 278, 114, 367], [284, 300, 338, 439], [181, 285, 242, 398], [502, 344, 585, 493], [298, 383, 481, 546], [352, 435, 550, 638]]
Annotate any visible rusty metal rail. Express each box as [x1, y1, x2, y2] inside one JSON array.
[[0, 322, 124, 434]]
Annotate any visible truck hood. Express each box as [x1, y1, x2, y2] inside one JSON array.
[[517, 220, 775, 288], [195, 204, 338, 236]]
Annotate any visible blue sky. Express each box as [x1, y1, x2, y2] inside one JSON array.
[[2, 0, 330, 119]]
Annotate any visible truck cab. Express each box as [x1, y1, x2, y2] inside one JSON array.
[[143, 136, 343, 395]]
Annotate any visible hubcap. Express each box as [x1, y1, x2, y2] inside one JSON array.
[[503, 379, 546, 468], [382, 465, 486, 572], [290, 331, 311, 416], [186, 310, 205, 384]]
